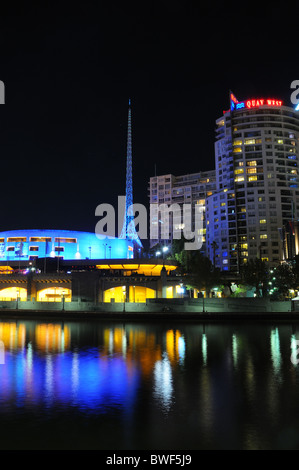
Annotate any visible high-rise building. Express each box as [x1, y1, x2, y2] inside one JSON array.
[[209, 94, 299, 271], [148, 94, 299, 271], [148, 170, 216, 252]]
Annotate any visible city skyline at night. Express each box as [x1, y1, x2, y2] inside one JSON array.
[[2, 2, 299, 454], [0, 3, 299, 237]]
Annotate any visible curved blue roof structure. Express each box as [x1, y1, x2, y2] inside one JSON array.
[[0, 229, 133, 261]]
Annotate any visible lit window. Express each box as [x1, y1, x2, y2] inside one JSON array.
[[233, 139, 243, 146], [234, 176, 244, 182], [7, 237, 27, 242], [234, 168, 244, 174], [248, 176, 258, 181], [247, 168, 257, 174], [245, 139, 255, 145], [277, 139, 284, 144], [55, 238, 77, 243], [260, 219, 267, 224], [260, 234, 267, 239], [30, 237, 52, 242], [29, 246, 39, 252], [233, 147, 242, 153], [247, 161, 257, 167]]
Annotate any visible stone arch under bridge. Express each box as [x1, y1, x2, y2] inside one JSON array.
[[103, 285, 156, 303], [0, 271, 183, 303]]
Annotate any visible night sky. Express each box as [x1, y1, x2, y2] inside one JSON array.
[[0, 2, 298, 234]]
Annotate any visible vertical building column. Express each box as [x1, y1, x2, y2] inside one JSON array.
[[98, 279, 104, 303], [160, 266, 167, 299], [26, 273, 36, 301]]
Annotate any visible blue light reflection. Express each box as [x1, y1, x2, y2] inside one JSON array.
[[0, 347, 140, 414]]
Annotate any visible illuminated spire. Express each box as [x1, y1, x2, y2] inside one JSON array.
[[120, 99, 143, 249]]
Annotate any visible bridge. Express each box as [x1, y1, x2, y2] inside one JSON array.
[[0, 268, 183, 304]]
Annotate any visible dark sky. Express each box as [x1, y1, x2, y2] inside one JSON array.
[[0, 2, 298, 233]]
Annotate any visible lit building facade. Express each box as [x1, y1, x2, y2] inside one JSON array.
[[0, 229, 134, 261], [148, 171, 216, 253], [211, 95, 299, 270], [205, 189, 237, 271]]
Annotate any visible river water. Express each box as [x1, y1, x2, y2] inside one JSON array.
[[0, 318, 298, 450]]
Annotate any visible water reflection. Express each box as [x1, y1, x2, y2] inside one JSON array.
[[0, 321, 299, 449], [202, 333, 207, 366], [232, 334, 238, 369], [153, 353, 173, 412], [270, 328, 282, 379]]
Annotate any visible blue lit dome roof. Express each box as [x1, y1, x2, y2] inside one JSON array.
[[0, 229, 133, 261]]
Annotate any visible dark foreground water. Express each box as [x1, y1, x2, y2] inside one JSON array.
[[0, 318, 299, 450]]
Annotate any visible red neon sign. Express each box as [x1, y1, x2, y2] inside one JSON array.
[[245, 99, 282, 108]]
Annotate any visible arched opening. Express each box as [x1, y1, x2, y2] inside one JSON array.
[[37, 287, 72, 302], [104, 286, 156, 303], [0, 287, 27, 301]]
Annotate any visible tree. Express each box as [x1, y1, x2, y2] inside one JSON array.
[[241, 258, 269, 297], [170, 238, 190, 274], [150, 239, 222, 296], [292, 255, 299, 289], [270, 263, 296, 300], [185, 250, 221, 297]]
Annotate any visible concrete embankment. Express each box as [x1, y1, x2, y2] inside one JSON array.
[[0, 298, 297, 321]]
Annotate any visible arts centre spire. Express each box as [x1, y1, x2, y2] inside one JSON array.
[[120, 99, 143, 250]]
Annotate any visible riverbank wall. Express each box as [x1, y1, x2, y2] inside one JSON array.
[[0, 298, 299, 315]]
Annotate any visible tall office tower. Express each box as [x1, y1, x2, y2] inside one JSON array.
[[209, 94, 299, 271], [120, 100, 143, 253], [148, 170, 216, 253]]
